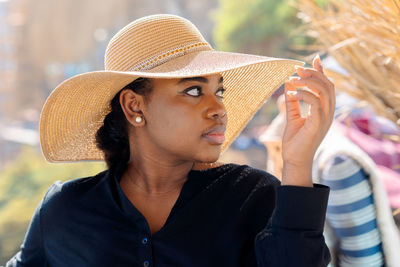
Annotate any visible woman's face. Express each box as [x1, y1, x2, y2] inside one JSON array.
[[128, 73, 227, 164]]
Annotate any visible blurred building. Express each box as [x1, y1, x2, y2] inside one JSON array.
[[0, 0, 17, 119]]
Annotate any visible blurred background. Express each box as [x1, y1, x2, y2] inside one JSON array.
[[0, 0, 399, 264]]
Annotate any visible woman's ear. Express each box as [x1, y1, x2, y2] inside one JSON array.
[[119, 89, 146, 126]]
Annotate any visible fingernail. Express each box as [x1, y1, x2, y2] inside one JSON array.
[[316, 54, 323, 67], [289, 76, 300, 81], [287, 90, 297, 97], [294, 65, 302, 70]]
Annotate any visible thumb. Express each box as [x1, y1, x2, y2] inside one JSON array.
[[284, 82, 301, 122]]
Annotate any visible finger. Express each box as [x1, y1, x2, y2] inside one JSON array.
[[284, 82, 302, 121], [313, 54, 324, 74], [290, 89, 324, 126], [288, 77, 332, 117], [289, 77, 327, 97], [295, 67, 334, 90]]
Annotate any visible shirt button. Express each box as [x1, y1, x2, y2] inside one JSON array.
[[143, 260, 150, 267], [142, 237, 148, 244]]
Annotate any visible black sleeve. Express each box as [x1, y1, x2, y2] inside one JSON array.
[[254, 184, 331, 267], [4, 183, 60, 267]]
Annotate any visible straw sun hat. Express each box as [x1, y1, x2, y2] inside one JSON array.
[[39, 14, 304, 162]]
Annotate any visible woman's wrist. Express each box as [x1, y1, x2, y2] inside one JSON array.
[[281, 161, 313, 187]]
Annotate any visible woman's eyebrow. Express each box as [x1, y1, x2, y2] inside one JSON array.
[[177, 77, 208, 84], [176, 76, 223, 84]]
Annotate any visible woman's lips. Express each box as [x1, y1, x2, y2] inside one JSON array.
[[202, 132, 225, 145]]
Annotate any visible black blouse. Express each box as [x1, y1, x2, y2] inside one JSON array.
[[5, 163, 331, 267]]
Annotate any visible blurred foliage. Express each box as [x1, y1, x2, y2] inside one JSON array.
[[0, 146, 105, 263], [213, 0, 327, 57]]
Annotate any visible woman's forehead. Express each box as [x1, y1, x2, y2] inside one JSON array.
[[176, 75, 223, 85]]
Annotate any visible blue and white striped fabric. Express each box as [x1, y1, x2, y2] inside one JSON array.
[[321, 154, 384, 267]]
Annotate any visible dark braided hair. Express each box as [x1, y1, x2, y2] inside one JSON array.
[[95, 78, 152, 171]]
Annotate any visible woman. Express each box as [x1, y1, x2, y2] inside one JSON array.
[[6, 14, 335, 266]]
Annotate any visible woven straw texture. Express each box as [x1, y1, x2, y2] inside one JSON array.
[[297, 0, 400, 127], [40, 14, 303, 162]]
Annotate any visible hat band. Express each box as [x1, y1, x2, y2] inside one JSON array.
[[130, 42, 211, 71]]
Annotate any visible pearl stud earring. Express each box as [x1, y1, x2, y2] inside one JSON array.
[[135, 116, 143, 123]]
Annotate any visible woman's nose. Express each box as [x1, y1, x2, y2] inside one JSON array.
[[205, 97, 227, 120]]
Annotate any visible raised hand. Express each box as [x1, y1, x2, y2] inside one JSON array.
[[281, 55, 336, 186]]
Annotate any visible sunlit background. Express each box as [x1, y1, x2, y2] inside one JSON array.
[[1, 0, 400, 264]]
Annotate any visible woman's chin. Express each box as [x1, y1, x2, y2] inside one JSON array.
[[192, 160, 224, 170], [192, 150, 221, 165]]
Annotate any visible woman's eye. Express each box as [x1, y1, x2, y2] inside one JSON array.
[[216, 88, 226, 98], [185, 87, 201, 97], [184, 87, 225, 98]]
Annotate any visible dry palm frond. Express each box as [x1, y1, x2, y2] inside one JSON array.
[[296, 0, 400, 126]]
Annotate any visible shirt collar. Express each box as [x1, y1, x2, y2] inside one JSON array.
[[106, 163, 238, 216]]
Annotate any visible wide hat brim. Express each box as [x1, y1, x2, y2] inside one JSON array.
[[40, 49, 304, 162]]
